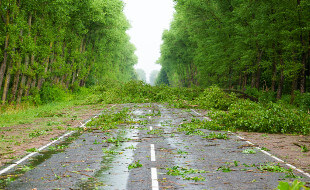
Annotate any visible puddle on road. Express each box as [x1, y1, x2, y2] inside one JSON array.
[[132, 110, 144, 116], [78, 129, 139, 190]]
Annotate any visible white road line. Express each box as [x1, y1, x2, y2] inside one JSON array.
[[0, 131, 74, 176], [0, 113, 100, 176], [236, 135, 245, 140], [151, 144, 156, 162], [150, 126, 153, 130], [191, 108, 310, 179], [235, 129, 310, 178], [190, 109, 212, 121], [151, 168, 159, 190]]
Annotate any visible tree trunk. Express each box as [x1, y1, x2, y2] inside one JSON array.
[[79, 79, 84, 87], [0, 9, 10, 90], [255, 51, 263, 90], [277, 59, 284, 100], [271, 60, 277, 92], [290, 77, 298, 104], [255, 66, 261, 90], [251, 65, 256, 88], [17, 14, 33, 103], [31, 77, 36, 90], [65, 74, 70, 88], [70, 58, 76, 85], [37, 42, 53, 90], [239, 73, 242, 89], [0, 33, 9, 91], [71, 70, 76, 85], [76, 38, 84, 87], [300, 53, 306, 93], [10, 29, 24, 103], [9, 58, 21, 103], [25, 50, 36, 96], [17, 55, 29, 103], [37, 58, 49, 90], [2, 64, 12, 104], [242, 73, 247, 91], [297, 0, 307, 93]]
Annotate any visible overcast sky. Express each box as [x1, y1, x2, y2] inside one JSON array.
[[123, 0, 175, 82]]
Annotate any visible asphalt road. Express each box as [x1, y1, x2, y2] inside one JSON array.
[[1, 103, 309, 190]]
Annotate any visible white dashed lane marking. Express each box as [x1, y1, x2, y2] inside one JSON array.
[[151, 168, 159, 190], [151, 144, 156, 162]]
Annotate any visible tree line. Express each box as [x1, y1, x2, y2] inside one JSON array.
[[157, 0, 310, 100], [0, 0, 137, 105]]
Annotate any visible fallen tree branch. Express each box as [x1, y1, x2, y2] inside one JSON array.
[[223, 89, 258, 102]]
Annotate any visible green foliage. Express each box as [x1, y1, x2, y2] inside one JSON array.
[[84, 80, 203, 107], [0, 0, 137, 105], [157, 0, 310, 100], [128, 160, 143, 170], [177, 149, 189, 155], [83, 81, 310, 135], [29, 130, 47, 139], [293, 92, 310, 111], [26, 148, 38, 152], [245, 87, 277, 103], [208, 99, 310, 135], [261, 147, 270, 151], [300, 145, 309, 153], [86, 108, 130, 131], [257, 163, 290, 173], [166, 166, 206, 176], [277, 180, 309, 190], [183, 176, 206, 182], [204, 132, 229, 140], [40, 83, 71, 104], [2, 79, 310, 137], [195, 86, 237, 111], [217, 165, 232, 173], [242, 149, 257, 154]]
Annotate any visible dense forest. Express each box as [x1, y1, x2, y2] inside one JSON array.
[[0, 0, 137, 105], [157, 0, 310, 100]]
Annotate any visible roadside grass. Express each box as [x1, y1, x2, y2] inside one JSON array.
[[0, 93, 105, 165], [0, 100, 87, 128]]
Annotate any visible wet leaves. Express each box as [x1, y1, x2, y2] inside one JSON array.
[[203, 132, 229, 140], [242, 149, 257, 154], [128, 160, 143, 170], [277, 180, 309, 190]]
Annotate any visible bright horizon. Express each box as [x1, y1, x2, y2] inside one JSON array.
[[123, 0, 175, 83]]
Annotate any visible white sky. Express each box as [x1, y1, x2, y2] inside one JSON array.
[[123, 0, 175, 83]]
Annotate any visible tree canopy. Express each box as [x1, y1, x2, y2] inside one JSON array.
[[157, 0, 310, 100], [0, 0, 137, 104]]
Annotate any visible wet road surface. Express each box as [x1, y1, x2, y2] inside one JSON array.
[[1, 103, 309, 189]]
